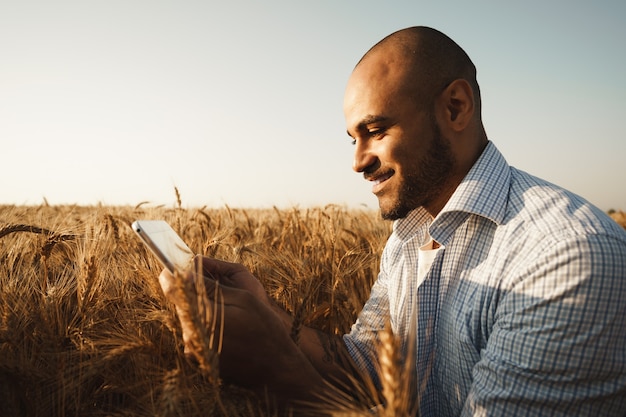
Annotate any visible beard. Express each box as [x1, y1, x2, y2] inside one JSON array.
[[380, 117, 456, 221]]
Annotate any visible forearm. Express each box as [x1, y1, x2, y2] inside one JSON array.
[[269, 303, 368, 399], [192, 259, 371, 411]]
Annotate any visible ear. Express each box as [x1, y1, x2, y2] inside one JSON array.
[[437, 79, 474, 132]]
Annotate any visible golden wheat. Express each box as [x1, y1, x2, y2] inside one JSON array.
[[609, 210, 626, 230], [0, 203, 389, 416]]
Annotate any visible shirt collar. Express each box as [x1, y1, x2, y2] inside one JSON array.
[[430, 141, 510, 244], [391, 142, 510, 245]]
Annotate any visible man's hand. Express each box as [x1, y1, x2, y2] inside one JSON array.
[[198, 257, 271, 306], [158, 257, 327, 407]]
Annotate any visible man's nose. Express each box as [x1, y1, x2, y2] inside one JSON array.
[[352, 140, 376, 173]]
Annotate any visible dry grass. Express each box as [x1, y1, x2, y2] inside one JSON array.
[[2, 202, 623, 416], [0, 203, 391, 416]]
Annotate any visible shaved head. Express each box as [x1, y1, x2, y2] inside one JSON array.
[[356, 26, 481, 116], [344, 27, 487, 219]]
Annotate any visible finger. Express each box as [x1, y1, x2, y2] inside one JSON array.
[[159, 268, 196, 303], [200, 257, 244, 275], [157, 269, 195, 348], [202, 275, 242, 304], [158, 268, 175, 297]]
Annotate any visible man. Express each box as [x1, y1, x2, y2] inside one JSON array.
[[160, 26, 626, 415]]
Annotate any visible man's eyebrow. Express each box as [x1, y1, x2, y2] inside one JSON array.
[[358, 115, 390, 128], [346, 115, 391, 137]]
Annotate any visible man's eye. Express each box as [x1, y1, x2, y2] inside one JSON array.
[[368, 128, 384, 137]]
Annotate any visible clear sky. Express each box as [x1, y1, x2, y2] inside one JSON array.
[[2, 1, 625, 211]]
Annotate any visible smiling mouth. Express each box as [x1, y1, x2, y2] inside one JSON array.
[[366, 171, 394, 194]]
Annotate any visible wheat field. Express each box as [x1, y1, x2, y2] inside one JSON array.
[[1, 203, 625, 417], [0, 203, 394, 416]]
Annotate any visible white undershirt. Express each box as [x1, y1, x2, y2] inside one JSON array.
[[417, 239, 443, 287]]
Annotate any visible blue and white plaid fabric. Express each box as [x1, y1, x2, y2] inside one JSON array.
[[343, 142, 626, 416]]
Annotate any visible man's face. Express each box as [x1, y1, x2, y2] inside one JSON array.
[[343, 58, 456, 220]]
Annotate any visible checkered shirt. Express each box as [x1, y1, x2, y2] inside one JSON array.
[[343, 141, 626, 416]]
